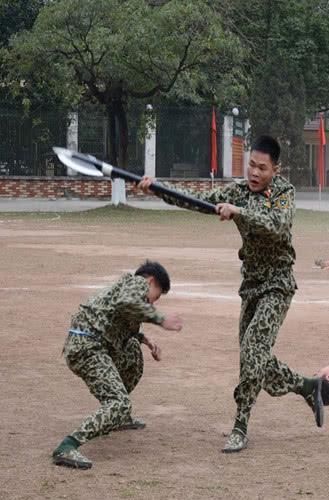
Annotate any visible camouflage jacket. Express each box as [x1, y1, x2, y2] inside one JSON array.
[[69, 273, 165, 350], [160, 175, 297, 299]]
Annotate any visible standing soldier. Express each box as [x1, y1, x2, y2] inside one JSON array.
[[138, 135, 329, 453], [53, 261, 182, 469]]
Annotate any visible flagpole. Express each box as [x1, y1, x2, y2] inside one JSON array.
[[210, 106, 218, 183], [319, 113, 327, 207]]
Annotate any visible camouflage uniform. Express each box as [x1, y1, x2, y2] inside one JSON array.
[[159, 175, 304, 430], [63, 273, 164, 444]]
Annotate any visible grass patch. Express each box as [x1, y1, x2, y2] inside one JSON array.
[[60, 205, 196, 224], [0, 204, 207, 226], [1, 205, 329, 232], [295, 209, 329, 230]]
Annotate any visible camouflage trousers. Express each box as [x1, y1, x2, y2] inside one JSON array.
[[63, 336, 143, 444], [234, 291, 304, 430]]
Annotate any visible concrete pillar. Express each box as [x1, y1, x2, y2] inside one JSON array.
[[223, 115, 233, 178], [144, 107, 156, 177], [66, 112, 78, 176], [111, 178, 126, 206]]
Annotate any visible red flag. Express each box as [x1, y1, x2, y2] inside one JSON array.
[[210, 107, 218, 174], [318, 114, 326, 188]]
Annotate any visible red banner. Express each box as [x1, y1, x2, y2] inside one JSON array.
[[210, 107, 218, 174], [318, 114, 326, 188]]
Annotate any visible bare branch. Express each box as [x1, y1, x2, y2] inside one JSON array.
[[129, 36, 194, 97]]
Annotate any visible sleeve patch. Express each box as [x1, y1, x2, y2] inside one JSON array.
[[274, 194, 291, 209]]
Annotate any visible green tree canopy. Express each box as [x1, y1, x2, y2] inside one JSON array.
[[215, 0, 329, 182], [7, 0, 242, 167], [0, 0, 45, 47], [0, 0, 46, 104], [217, 0, 329, 112]]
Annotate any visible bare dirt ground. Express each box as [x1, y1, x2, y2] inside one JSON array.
[[1, 207, 329, 500]]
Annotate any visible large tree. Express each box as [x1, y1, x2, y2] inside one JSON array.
[[217, 0, 329, 111], [216, 0, 329, 183], [7, 0, 242, 168]]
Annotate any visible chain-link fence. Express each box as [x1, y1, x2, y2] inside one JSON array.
[[1, 104, 325, 187], [0, 108, 67, 176], [156, 104, 223, 178], [0, 104, 223, 179], [78, 106, 145, 176], [0, 106, 146, 177]]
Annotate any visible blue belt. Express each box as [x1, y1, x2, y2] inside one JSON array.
[[69, 328, 95, 338]]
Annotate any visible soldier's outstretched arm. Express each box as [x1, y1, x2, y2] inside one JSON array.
[[115, 294, 165, 324], [138, 176, 241, 213], [116, 298, 182, 330], [114, 278, 182, 330]]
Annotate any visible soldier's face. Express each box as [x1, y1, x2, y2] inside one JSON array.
[[146, 276, 162, 304], [247, 150, 278, 192]]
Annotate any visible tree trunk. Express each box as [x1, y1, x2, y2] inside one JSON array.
[[117, 100, 128, 169], [107, 104, 118, 166], [106, 100, 128, 169], [106, 99, 128, 205]]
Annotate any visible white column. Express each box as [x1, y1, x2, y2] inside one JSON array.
[[144, 108, 156, 177], [111, 178, 126, 206], [223, 115, 233, 178], [243, 119, 250, 179], [66, 112, 78, 176]]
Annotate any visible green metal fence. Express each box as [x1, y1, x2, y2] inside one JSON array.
[[156, 104, 223, 178], [0, 108, 67, 176], [1, 104, 325, 187], [78, 107, 145, 176], [0, 104, 222, 178]]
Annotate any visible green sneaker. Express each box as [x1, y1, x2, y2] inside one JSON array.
[[222, 429, 248, 453], [53, 448, 92, 469], [115, 417, 146, 431]]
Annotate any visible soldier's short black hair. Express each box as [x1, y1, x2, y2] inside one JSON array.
[[251, 135, 281, 165], [135, 260, 170, 293]]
